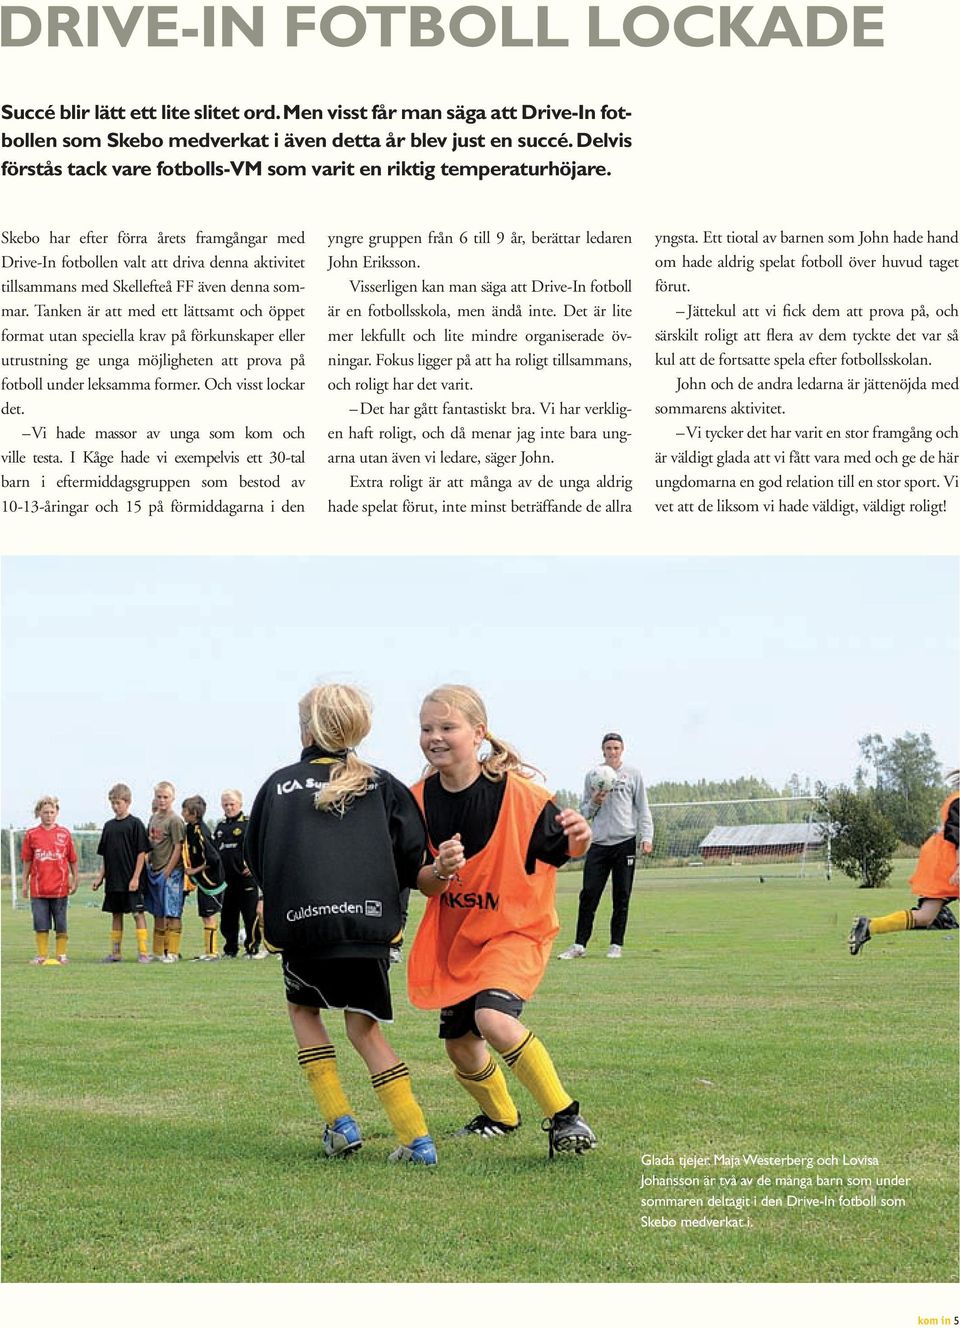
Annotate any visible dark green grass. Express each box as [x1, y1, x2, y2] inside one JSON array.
[[2, 866, 957, 1282]]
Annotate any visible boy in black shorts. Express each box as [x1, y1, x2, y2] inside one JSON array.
[[92, 783, 152, 964], [181, 796, 226, 961]]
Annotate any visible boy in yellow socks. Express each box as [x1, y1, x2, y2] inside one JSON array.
[[22, 796, 77, 965], [143, 782, 186, 963], [181, 795, 226, 961], [92, 783, 152, 963]]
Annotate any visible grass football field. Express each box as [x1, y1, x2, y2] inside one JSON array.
[[2, 864, 957, 1283]]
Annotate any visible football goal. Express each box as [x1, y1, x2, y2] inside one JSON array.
[[643, 796, 830, 881]]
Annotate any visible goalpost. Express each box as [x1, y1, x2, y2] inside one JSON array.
[[644, 795, 831, 881], [6, 828, 19, 907]]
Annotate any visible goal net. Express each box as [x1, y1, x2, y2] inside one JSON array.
[[4, 828, 118, 907], [644, 796, 830, 881]]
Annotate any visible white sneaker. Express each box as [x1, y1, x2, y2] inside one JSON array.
[[607, 944, 622, 959], [160, 954, 180, 964], [558, 943, 586, 960]]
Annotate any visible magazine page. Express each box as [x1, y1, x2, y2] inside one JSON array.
[[1, 1, 957, 1323]]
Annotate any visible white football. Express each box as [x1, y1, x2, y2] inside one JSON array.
[[588, 764, 619, 793]]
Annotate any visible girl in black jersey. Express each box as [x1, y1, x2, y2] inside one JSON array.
[[246, 683, 436, 1165]]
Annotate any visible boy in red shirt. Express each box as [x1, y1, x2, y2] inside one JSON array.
[[21, 796, 78, 965]]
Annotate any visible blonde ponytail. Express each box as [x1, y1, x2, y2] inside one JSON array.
[[298, 684, 376, 815]]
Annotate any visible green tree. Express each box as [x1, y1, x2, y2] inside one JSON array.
[[552, 788, 581, 812], [855, 733, 886, 793], [784, 772, 812, 798], [816, 783, 899, 889], [878, 732, 944, 845], [856, 731, 945, 845]]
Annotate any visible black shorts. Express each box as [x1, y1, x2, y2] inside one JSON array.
[[194, 882, 225, 919], [922, 899, 959, 929], [102, 888, 145, 914], [282, 952, 393, 1023], [438, 988, 524, 1040]]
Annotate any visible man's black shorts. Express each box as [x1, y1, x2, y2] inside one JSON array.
[[281, 952, 393, 1023], [102, 888, 145, 914], [438, 988, 525, 1040]]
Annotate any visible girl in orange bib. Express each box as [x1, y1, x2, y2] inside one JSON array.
[[849, 777, 959, 955], [408, 684, 596, 1158]]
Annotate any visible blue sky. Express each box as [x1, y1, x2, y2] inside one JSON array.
[[2, 555, 957, 827]]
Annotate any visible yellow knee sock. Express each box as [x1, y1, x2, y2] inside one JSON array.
[[204, 925, 218, 957], [454, 1056, 520, 1126], [35, 931, 49, 960], [56, 933, 68, 959], [869, 909, 914, 936], [503, 1033, 573, 1118], [298, 1044, 352, 1124], [136, 927, 148, 956], [152, 925, 166, 958], [371, 1063, 428, 1146], [110, 928, 122, 957], [166, 923, 182, 957]]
